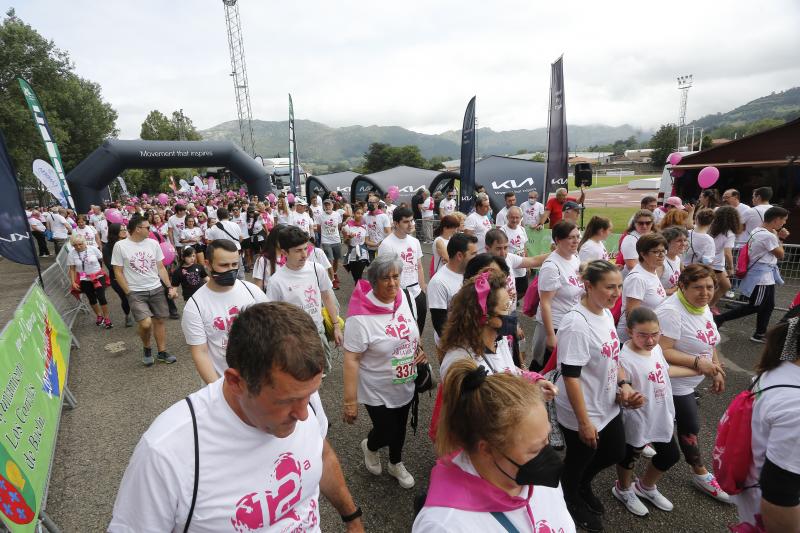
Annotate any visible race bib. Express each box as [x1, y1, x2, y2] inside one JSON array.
[[391, 355, 417, 384]]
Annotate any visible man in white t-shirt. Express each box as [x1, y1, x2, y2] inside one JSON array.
[[49, 207, 72, 254], [110, 302, 364, 533], [167, 204, 187, 252], [288, 198, 316, 237], [267, 226, 343, 374], [464, 193, 493, 253], [428, 233, 478, 343], [316, 199, 343, 289], [520, 190, 545, 230], [364, 199, 391, 261], [182, 240, 267, 383], [28, 210, 49, 257], [500, 206, 530, 296], [112, 215, 178, 366], [378, 206, 428, 333], [721, 189, 752, 246], [89, 205, 109, 245], [420, 189, 435, 243], [438, 189, 457, 218], [715, 206, 789, 343], [494, 192, 517, 228], [741, 186, 773, 239]]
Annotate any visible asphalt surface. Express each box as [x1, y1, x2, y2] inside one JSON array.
[[0, 245, 785, 532]]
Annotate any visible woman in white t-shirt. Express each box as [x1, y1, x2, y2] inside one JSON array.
[[343, 254, 427, 490], [343, 207, 370, 282], [655, 263, 730, 503], [152, 213, 169, 241], [708, 206, 740, 311], [578, 216, 612, 263], [732, 316, 800, 530], [613, 307, 700, 517], [532, 221, 584, 369], [619, 210, 656, 276], [275, 196, 291, 225], [74, 215, 100, 248], [67, 234, 111, 328], [554, 260, 644, 532], [431, 215, 459, 276], [658, 227, 687, 296], [501, 207, 530, 299], [180, 216, 206, 264], [617, 233, 668, 342], [252, 224, 285, 292], [413, 358, 575, 533], [683, 208, 715, 267]]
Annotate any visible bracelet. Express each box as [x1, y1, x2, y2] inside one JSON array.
[[617, 379, 631, 387], [693, 356, 700, 369], [341, 506, 362, 523]]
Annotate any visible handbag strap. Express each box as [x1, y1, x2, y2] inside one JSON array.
[[490, 512, 521, 533], [184, 396, 199, 533]]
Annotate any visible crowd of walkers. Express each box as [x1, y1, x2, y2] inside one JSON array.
[[28, 181, 797, 532]]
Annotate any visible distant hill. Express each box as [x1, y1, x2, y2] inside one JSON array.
[[199, 120, 651, 167], [690, 87, 800, 130]]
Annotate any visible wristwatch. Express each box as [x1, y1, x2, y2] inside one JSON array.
[[617, 379, 632, 387], [341, 506, 362, 523]]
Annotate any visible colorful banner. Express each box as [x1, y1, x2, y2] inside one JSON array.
[[17, 79, 74, 209], [288, 94, 300, 194], [31, 160, 67, 208], [0, 284, 72, 531], [544, 56, 568, 201], [0, 132, 39, 267], [459, 96, 477, 214]]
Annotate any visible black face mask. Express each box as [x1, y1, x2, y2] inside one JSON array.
[[368, 203, 377, 212], [494, 445, 563, 488], [211, 268, 238, 287]]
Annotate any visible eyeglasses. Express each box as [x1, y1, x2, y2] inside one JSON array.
[[648, 249, 666, 256], [632, 331, 661, 340], [636, 220, 653, 226]]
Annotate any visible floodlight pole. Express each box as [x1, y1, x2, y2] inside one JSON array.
[[676, 74, 693, 150], [222, 0, 256, 156]]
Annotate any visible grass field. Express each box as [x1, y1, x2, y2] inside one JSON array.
[[581, 206, 636, 232], [588, 174, 659, 189]]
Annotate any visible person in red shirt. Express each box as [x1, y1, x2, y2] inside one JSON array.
[[538, 186, 587, 228]]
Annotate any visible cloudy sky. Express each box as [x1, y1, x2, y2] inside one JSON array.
[[9, 0, 800, 139]]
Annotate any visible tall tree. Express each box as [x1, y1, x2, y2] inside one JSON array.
[[140, 109, 201, 141], [361, 142, 429, 173], [0, 9, 117, 191], [648, 124, 678, 167]]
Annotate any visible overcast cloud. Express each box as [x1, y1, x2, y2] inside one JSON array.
[[9, 0, 800, 139]]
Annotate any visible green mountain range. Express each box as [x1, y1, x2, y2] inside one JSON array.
[[690, 87, 800, 130]]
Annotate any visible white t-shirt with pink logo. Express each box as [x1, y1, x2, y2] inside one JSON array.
[[167, 214, 186, 247], [315, 211, 342, 245], [617, 264, 667, 341], [555, 305, 621, 432], [266, 262, 333, 330], [534, 252, 584, 328], [181, 281, 267, 378], [655, 293, 719, 396], [464, 212, 492, 253], [74, 225, 98, 247], [68, 246, 104, 275], [343, 291, 420, 408], [288, 211, 315, 237], [111, 238, 165, 292], [378, 233, 423, 298], [578, 239, 609, 262], [109, 379, 328, 533], [659, 255, 681, 292], [421, 197, 435, 219], [501, 225, 528, 278], [618, 343, 676, 447], [439, 198, 456, 216], [439, 336, 518, 383], [365, 212, 391, 249]]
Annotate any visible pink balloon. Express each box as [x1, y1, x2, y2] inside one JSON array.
[[157, 193, 169, 205], [697, 166, 720, 189], [160, 241, 176, 266], [387, 186, 400, 201], [141, 193, 149, 200], [670, 169, 685, 178], [124, 205, 136, 213], [267, 193, 276, 203], [287, 193, 295, 203], [104, 208, 122, 224], [227, 191, 236, 198], [667, 152, 683, 166], [176, 199, 186, 206]]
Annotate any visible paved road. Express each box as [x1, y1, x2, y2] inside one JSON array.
[[584, 184, 660, 209], [2, 247, 776, 532]]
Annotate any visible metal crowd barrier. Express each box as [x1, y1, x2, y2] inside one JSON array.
[[726, 243, 800, 312]]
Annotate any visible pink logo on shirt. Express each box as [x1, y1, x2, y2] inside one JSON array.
[[213, 306, 240, 332], [567, 274, 583, 288], [656, 284, 666, 297], [304, 286, 318, 307], [696, 321, 719, 346], [231, 452, 310, 530], [534, 520, 566, 533], [648, 361, 665, 384], [600, 330, 620, 362], [400, 247, 415, 265], [385, 313, 412, 339], [128, 251, 156, 275]]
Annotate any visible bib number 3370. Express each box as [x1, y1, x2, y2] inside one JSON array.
[[391, 355, 417, 384]]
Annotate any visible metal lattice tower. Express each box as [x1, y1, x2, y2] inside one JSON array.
[[676, 74, 693, 149], [223, 0, 256, 156]]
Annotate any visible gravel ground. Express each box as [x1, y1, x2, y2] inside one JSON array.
[[1, 246, 779, 532]]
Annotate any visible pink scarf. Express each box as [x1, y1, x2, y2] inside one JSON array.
[[347, 280, 402, 317]]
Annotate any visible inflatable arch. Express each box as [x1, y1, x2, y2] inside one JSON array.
[[66, 140, 272, 212]]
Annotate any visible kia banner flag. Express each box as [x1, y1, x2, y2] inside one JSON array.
[[0, 131, 39, 266], [544, 56, 568, 200], [288, 94, 300, 194], [459, 96, 477, 214]]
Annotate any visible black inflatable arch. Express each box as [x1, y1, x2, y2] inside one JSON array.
[[66, 139, 272, 212]]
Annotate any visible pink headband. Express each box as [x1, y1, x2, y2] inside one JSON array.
[[474, 271, 491, 324]]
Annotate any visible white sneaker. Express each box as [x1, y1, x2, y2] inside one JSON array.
[[387, 461, 415, 489], [612, 482, 649, 516], [634, 479, 674, 511], [692, 473, 731, 503], [641, 444, 656, 458], [360, 439, 381, 475]]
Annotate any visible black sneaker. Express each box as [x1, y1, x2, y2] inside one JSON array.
[[169, 312, 180, 320], [143, 348, 154, 367], [750, 333, 766, 343], [566, 499, 603, 532], [157, 351, 177, 364], [579, 485, 606, 515]]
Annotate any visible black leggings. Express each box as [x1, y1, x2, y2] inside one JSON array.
[[414, 290, 427, 335], [365, 402, 412, 464], [673, 393, 703, 468], [349, 261, 368, 283], [619, 437, 681, 472], [560, 413, 626, 501], [80, 279, 107, 306], [717, 284, 775, 336], [514, 275, 529, 306], [109, 277, 130, 315]]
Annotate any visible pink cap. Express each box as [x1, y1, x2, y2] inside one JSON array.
[[665, 196, 684, 209]]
